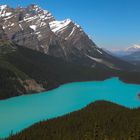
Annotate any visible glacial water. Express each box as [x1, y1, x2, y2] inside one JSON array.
[[0, 78, 140, 138]]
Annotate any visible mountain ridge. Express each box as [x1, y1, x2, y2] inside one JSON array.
[[0, 4, 134, 70]]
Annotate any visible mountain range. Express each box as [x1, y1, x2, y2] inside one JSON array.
[[0, 4, 140, 99], [0, 4, 134, 69]]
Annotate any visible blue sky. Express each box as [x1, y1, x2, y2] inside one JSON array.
[[0, 0, 140, 50]]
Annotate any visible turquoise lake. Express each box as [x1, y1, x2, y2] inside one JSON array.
[[0, 78, 140, 138]]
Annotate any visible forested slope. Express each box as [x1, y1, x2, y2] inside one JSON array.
[[7, 101, 140, 140]]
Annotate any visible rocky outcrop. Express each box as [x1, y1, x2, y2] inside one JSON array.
[[19, 79, 45, 93]]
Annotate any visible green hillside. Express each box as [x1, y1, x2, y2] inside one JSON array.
[[0, 43, 115, 99], [1, 42, 140, 99], [7, 101, 140, 140]]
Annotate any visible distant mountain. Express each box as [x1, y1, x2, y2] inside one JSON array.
[[111, 44, 140, 65], [112, 45, 140, 63], [112, 44, 140, 57], [125, 44, 140, 53], [121, 45, 140, 62], [0, 4, 134, 70]]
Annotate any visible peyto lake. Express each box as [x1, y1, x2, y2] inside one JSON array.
[[0, 78, 140, 138]]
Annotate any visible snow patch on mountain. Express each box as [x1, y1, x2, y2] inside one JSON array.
[[30, 25, 37, 31], [19, 24, 23, 30], [49, 18, 83, 40], [0, 5, 12, 17], [1, 12, 12, 17], [49, 19, 72, 33], [125, 44, 140, 52], [65, 26, 76, 39], [96, 49, 103, 54], [0, 5, 7, 11], [86, 54, 119, 69], [111, 44, 140, 57]]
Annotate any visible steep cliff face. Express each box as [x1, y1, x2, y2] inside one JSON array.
[[49, 19, 100, 63], [49, 19, 96, 53], [0, 5, 70, 59]]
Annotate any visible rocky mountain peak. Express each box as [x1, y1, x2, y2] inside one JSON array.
[[25, 4, 54, 20], [0, 4, 127, 69], [49, 18, 83, 40], [0, 5, 8, 11], [0, 5, 13, 18], [125, 44, 140, 53]]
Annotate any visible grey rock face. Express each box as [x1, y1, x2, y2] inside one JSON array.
[[0, 5, 99, 60]]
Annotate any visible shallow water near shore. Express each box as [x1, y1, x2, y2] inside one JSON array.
[[0, 78, 140, 138]]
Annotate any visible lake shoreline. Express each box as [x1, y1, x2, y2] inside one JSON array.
[[0, 78, 140, 138]]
